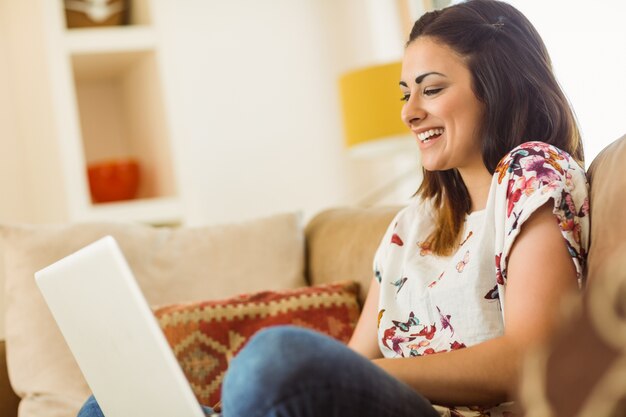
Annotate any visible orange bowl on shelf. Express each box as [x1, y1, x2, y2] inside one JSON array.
[[87, 159, 140, 203]]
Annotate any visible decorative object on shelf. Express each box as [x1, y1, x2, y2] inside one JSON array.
[[64, 0, 129, 28], [339, 61, 420, 205], [87, 158, 140, 203]]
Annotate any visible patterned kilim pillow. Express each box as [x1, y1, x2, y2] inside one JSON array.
[[153, 280, 361, 409]]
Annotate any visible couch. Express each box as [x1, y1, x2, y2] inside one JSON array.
[[0, 205, 399, 417], [1, 134, 625, 417], [519, 134, 626, 417]]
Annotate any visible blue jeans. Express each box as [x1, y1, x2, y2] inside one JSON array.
[[77, 395, 215, 416], [78, 326, 438, 417]]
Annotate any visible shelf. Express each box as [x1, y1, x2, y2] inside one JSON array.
[[77, 196, 183, 225], [72, 49, 178, 204], [65, 26, 156, 55], [1, 0, 184, 225]]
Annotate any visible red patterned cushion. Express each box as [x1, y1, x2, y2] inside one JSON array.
[[153, 281, 361, 408]]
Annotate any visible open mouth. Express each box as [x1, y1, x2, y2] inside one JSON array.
[[417, 128, 444, 143]]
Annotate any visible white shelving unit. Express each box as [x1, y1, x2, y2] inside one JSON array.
[[3, 0, 184, 225]]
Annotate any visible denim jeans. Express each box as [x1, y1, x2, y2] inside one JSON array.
[[77, 395, 216, 416], [77, 326, 438, 417]]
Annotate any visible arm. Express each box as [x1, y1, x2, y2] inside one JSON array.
[[372, 203, 578, 406], [348, 277, 383, 359]]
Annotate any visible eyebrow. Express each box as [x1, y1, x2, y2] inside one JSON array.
[[399, 71, 446, 87]]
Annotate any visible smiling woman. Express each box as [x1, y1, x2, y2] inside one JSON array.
[[357, 2, 588, 415]]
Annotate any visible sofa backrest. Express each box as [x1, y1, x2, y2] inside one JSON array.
[[586, 133, 626, 283], [304, 206, 400, 304], [519, 133, 626, 416]]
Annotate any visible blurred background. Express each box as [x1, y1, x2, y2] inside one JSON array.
[[0, 0, 624, 228]]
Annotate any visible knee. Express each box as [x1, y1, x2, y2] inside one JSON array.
[[227, 326, 320, 383], [221, 326, 332, 413]]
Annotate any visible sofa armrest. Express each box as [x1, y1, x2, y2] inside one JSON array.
[[1, 340, 20, 417]]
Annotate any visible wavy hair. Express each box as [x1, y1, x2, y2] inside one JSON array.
[[409, 0, 583, 256]]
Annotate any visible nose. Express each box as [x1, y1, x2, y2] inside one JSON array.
[[401, 99, 427, 128]]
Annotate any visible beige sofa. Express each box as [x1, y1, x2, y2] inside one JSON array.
[[1, 134, 625, 417], [0, 205, 398, 417]]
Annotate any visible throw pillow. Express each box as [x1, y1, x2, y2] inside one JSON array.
[[154, 280, 361, 409], [1, 212, 305, 417]]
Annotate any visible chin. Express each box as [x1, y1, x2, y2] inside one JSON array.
[[420, 161, 447, 172]]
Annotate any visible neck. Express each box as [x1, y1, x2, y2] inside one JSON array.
[[458, 165, 493, 212]]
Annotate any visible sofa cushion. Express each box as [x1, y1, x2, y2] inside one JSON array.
[[155, 280, 361, 409], [586, 133, 626, 283], [518, 133, 626, 416], [1, 213, 305, 417]]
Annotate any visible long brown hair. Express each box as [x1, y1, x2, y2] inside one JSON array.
[[409, 0, 583, 256]]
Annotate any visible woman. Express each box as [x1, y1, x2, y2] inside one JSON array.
[[78, 1, 589, 416]]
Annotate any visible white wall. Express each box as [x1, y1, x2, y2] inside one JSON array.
[[152, 0, 344, 226], [0, 9, 26, 224], [152, 0, 419, 226], [0, 2, 28, 339], [505, 0, 626, 166]]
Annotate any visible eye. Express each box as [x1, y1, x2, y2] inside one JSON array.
[[400, 93, 410, 102], [423, 87, 443, 96]]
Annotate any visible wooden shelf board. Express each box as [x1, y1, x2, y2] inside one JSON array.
[[71, 49, 154, 80], [65, 25, 156, 55], [77, 196, 183, 225]]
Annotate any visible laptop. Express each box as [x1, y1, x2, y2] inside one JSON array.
[[35, 236, 207, 417]]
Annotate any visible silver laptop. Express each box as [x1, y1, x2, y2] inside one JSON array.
[[35, 236, 207, 417]]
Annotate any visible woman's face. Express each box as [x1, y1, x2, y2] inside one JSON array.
[[400, 36, 485, 174]]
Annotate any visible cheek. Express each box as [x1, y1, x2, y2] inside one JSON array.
[[435, 93, 472, 124], [449, 98, 482, 140], [432, 98, 454, 119], [467, 103, 485, 141]]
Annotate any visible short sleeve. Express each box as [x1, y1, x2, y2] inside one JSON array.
[[493, 141, 590, 286]]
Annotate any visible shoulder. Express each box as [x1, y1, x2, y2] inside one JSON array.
[[493, 142, 588, 212], [491, 142, 590, 282], [494, 141, 585, 185]]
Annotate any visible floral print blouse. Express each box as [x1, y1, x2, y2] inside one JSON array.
[[373, 142, 590, 417]]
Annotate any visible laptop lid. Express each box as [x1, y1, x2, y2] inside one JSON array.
[[35, 236, 206, 417]]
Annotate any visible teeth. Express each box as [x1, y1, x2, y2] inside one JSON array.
[[417, 128, 444, 142]]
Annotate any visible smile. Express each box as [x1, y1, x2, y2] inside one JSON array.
[[417, 128, 444, 143]]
